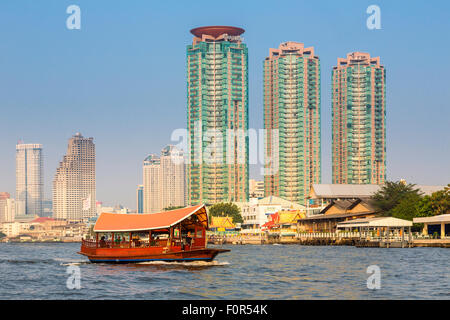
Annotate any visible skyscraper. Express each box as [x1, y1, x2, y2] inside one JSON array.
[[0, 192, 10, 222], [53, 133, 96, 221], [332, 52, 386, 184], [187, 26, 249, 205], [142, 145, 186, 213], [15, 143, 43, 218], [143, 154, 161, 213], [264, 42, 321, 205], [160, 145, 186, 209], [136, 185, 144, 214]]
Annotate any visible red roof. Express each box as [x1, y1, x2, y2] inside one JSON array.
[[94, 204, 208, 232], [32, 217, 56, 223]]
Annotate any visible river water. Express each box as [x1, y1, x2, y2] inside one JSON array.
[[0, 243, 448, 299]]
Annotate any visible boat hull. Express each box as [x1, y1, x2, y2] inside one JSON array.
[[78, 248, 230, 263]]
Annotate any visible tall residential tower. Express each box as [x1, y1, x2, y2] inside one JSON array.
[[332, 52, 386, 184], [53, 133, 96, 221], [187, 26, 249, 205], [15, 143, 43, 218], [142, 145, 186, 213], [264, 42, 321, 205]]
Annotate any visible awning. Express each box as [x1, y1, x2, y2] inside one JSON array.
[[94, 204, 208, 232], [413, 214, 450, 224], [336, 217, 412, 228]]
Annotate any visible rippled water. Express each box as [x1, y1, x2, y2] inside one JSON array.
[[0, 243, 448, 299]]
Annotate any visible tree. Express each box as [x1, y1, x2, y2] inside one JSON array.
[[390, 193, 422, 221], [428, 184, 450, 216], [208, 202, 243, 224], [0, 232, 6, 239], [371, 181, 422, 216], [164, 206, 184, 211]]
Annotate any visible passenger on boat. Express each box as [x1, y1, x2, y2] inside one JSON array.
[[186, 231, 192, 248], [99, 236, 106, 248]]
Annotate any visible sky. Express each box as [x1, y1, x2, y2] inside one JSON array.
[[0, 0, 449, 209]]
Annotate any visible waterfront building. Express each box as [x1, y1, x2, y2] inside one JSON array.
[[235, 195, 305, 230], [209, 216, 236, 232], [414, 214, 450, 239], [53, 133, 96, 221], [3, 199, 15, 223], [187, 26, 249, 205], [136, 185, 144, 214], [0, 192, 10, 222], [249, 179, 264, 199], [332, 52, 386, 184], [15, 143, 43, 218], [264, 42, 321, 206], [308, 184, 446, 206], [298, 198, 378, 233]]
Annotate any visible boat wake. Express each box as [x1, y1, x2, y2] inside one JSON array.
[[136, 260, 230, 267]]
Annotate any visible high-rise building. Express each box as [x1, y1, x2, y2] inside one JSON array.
[[249, 179, 264, 199], [160, 145, 187, 209], [143, 154, 161, 213], [142, 145, 187, 213], [53, 133, 96, 221], [264, 42, 321, 205], [15, 143, 43, 218], [0, 192, 10, 222], [187, 26, 249, 205], [136, 185, 144, 214], [332, 52, 386, 184]]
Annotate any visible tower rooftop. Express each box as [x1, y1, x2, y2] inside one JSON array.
[[190, 26, 244, 38]]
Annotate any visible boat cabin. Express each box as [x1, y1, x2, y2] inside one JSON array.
[[80, 205, 210, 260]]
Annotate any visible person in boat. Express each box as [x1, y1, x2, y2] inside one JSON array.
[[99, 236, 106, 248], [186, 231, 193, 249], [114, 235, 121, 246]]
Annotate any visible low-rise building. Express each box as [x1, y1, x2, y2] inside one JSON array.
[[235, 196, 305, 230], [297, 198, 378, 232]]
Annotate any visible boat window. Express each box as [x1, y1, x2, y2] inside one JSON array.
[[196, 229, 203, 238]]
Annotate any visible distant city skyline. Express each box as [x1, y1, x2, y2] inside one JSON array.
[[0, 1, 449, 208]]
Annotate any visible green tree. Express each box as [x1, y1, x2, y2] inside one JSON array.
[[371, 181, 422, 216], [208, 202, 243, 224], [429, 184, 450, 216], [0, 232, 6, 239], [164, 206, 184, 211], [416, 195, 433, 217], [390, 193, 422, 221]]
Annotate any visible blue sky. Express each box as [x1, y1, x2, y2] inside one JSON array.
[[0, 0, 449, 209]]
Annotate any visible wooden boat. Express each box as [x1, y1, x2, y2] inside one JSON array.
[[78, 204, 230, 263]]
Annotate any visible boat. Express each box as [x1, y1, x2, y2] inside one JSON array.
[[78, 204, 230, 263]]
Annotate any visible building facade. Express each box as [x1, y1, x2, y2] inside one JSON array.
[[53, 133, 96, 221], [136, 185, 144, 214], [264, 42, 321, 205], [15, 143, 43, 218], [142, 145, 186, 213], [160, 145, 187, 210], [0, 192, 10, 222], [187, 26, 249, 205], [143, 154, 162, 213], [249, 179, 264, 199], [332, 52, 386, 184]]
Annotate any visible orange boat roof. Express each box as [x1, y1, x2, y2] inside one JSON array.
[[94, 204, 208, 232]]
